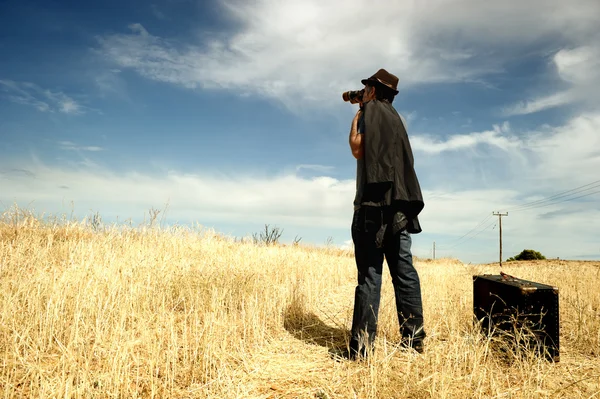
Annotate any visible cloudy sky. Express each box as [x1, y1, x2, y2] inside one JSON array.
[[1, 0, 600, 264]]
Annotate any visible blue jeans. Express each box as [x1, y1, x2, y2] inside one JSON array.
[[350, 206, 426, 354]]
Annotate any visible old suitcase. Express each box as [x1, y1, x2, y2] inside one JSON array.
[[473, 272, 559, 362]]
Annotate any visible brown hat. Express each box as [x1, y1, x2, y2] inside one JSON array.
[[361, 68, 399, 94]]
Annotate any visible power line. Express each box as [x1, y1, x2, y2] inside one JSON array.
[[510, 188, 600, 213], [436, 222, 497, 255], [439, 218, 497, 250], [436, 213, 493, 250], [508, 184, 600, 212], [505, 179, 600, 212], [464, 221, 497, 242], [434, 178, 600, 255]]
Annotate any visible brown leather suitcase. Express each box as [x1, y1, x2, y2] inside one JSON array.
[[473, 272, 560, 362]]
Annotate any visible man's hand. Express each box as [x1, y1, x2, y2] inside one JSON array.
[[349, 108, 364, 159]]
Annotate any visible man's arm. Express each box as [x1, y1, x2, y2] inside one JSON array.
[[349, 109, 364, 159]]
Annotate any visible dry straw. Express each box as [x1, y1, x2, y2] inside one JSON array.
[[1, 206, 599, 398]]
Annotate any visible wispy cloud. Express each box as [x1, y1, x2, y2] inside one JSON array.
[[524, 112, 600, 182], [91, 68, 132, 104], [150, 4, 167, 20], [405, 111, 418, 126], [503, 44, 600, 116], [295, 164, 335, 173], [0, 80, 51, 112], [502, 91, 573, 116], [95, 0, 600, 111], [0, 168, 36, 180], [411, 122, 520, 154], [0, 80, 85, 114], [411, 113, 600, 196], [58, 141, 104, 152]]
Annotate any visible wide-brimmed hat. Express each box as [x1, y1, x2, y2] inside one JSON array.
[[361, 68, 399, 94]]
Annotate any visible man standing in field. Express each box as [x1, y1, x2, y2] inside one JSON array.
[[344, 68, 426, 360]]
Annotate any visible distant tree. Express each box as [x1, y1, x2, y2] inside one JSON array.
[[507, 249, 546, 262], [252, 224, 283, 246], [89, 211, 103, 232]]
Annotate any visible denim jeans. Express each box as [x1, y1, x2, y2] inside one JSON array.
[[350, 206, 426, 354]]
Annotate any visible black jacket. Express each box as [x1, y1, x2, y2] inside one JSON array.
[[360, 99, 424, 234]]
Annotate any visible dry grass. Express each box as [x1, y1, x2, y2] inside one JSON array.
[[1, 207, 599, 398]]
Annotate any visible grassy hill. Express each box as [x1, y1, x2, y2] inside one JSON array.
[[1, 209, 599, 398]]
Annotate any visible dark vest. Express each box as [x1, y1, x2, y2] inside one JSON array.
[[357, 99, 425, 234]]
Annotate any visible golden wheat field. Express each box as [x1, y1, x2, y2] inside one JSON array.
[[1, 208, 599, 398]]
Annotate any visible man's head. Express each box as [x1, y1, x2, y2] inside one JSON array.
[[361, 68, 399, 103]]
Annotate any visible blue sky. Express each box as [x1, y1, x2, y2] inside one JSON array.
[[1, 0, 600, 264]]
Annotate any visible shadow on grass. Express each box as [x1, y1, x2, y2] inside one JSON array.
[[283, 304, 349, 350]]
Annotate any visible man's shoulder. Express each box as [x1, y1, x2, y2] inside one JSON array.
[[373, 101, 408, 129], [398, 112, 408, 129], [386, 103, 408, 130]]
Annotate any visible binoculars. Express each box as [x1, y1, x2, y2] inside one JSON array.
[[342, 89, 364, 104]]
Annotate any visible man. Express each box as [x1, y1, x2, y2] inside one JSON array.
[[344, 68, 426, 360]]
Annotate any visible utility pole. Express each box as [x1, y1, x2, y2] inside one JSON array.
[[433, 242, 436, 260], [493, 212, 508, 267]]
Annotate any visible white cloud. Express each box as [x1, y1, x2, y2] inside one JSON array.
[[0, 80, 51, 112], [405, 111, 418, 126], [339, 239, 353, 251], [150, 4, 167, 20], [92, 69, 131, 103], [524, 113, 600, 182], [295, 164, 335, 173], [58, 141, 104, 152], [0, 164, 357, 229], [1, 113, 599, 263], [0, 80, 85, 115], [410, 113, 600, 196], [554, 45, 600, 85], [503, 44, 600, 116], [58, 98, 81, 114], [95, 0, 600, 112], [502, 91, 573, 116], [411, 122, 520, 154]]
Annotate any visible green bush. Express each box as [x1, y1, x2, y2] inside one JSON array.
[[507, 249, 546, 262]]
